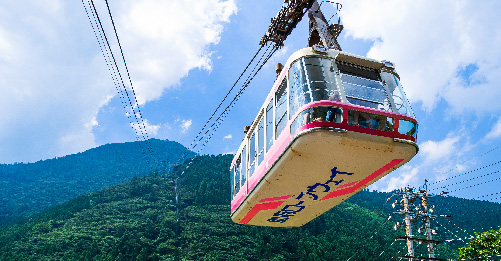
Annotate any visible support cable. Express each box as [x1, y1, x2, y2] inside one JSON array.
[[175, 44, 277, 165], [83, 0, 156, 168], [189, 46, 278, 157], [178, 45, 265, 161], [103, 0, 155, 162]]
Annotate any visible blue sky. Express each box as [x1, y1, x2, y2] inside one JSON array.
[[1, 0, 500, 201]]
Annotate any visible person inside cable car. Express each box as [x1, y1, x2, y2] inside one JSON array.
[[326, 90, 342, 122], [351, 110, 373, 128]]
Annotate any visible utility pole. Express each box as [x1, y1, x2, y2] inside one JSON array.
[[421, 181, 435, 259], [390, 181, 445, 261]]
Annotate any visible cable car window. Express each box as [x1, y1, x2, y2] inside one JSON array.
[[241, 145, 247, 188], [289, 57, 341, 118], [337, 61, 380, 81], [249, 133, 256, 177], [230, 165, 235, 198], [234, 155, 241, 195], [391, 75, 415, 117], [338, 61, 389, 110], [266, 99, 274, 152], [289, 59, 310, 118], [348, 110, 394, 131], [399, 119, 418, 138], [290, 105, 343, 135], [257, 117, 265, 165], [275, 79, 288, 139]]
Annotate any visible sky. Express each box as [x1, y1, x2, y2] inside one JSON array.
[[1, 0, 501, 202]]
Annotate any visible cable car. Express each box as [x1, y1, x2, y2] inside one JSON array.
[[229, 45, 418, 227], [229, 0, 418, 227]]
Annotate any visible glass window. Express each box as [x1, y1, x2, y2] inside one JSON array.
[[241, 145, 247, 188], [290, 106, 343, 135], [230, 166, 235, 198], [275, 79, 288, 138], [257, 117, 265, 166], [337, 61, 390, 111], [348, 110, 394, 132], [266, 100, 274, 152], [249, 133, 256, 177], [392, 75, 415, 117], [399, 119, 418, 138], [289, 57, 341, 117], [234, 155, 241, 195]]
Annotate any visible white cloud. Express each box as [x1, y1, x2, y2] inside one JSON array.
[[420, 136, 460, 162], [0, 1, 117, 162], [485, 118, 501, 140], [224, 134, 233, 140], [180, 119, 192, 134], [109, 0, 237, 104], [130, 119, 161, 137], [0, 0, 236, 163], [341, 0, 501, 112], [379, 165, 419, 192]]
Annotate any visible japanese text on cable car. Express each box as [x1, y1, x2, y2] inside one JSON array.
[[267, 167, 354, 223]]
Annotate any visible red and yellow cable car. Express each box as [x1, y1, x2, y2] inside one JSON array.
[[230, 45, 418, 227]]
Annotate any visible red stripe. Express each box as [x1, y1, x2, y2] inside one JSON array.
[[259, 195, 292, 202], [337, 181, 358, 189], [239, 201, 285, 224], [320, 159, 404, 201]]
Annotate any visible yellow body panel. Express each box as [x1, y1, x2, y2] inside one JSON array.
[[231, 129, 417, 227]]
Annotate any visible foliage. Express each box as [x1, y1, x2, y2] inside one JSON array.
[[458, 228, 501, 260], [0, 139, 193, 227], [0, 140, 498, 260], [0, 154, 405, 260], [347, 189, 501, 258]]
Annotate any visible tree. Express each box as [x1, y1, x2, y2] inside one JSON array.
[[459, 228, 501, 260]]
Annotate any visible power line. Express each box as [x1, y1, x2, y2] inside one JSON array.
[[430, 170, 500, 192], [475, 191, 501, 200], [429, 146, 501, 184], [429, 160, 501, 186], [446, 176, 501, 193], [347, 215, 395, 261]]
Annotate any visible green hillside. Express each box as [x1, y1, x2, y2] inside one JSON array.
[[0, 139, 193, 227], [0, 141, 499, 260], [0, 155, 407, 260]]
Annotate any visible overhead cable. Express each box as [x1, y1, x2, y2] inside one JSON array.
[[429, 160, 501, 186], [82, 0, 155, 168]]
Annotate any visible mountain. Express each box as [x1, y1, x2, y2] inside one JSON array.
[[0, 155, 408, 260], [0, 141, 499, 260], [0, 139, 194, 227]]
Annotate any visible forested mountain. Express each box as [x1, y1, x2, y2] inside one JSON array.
[[0, 139, 193, 227], [0, 141, 499, 260], [0, 155, 408, 260]]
